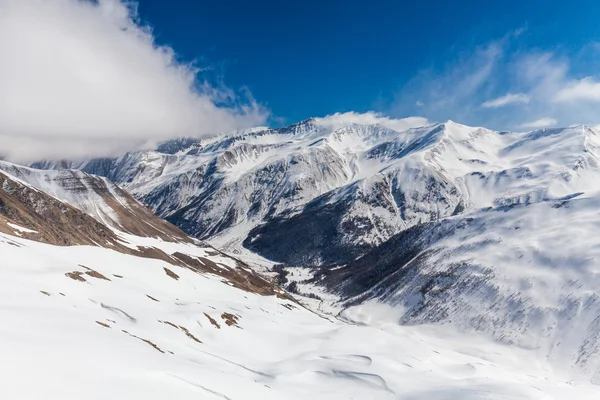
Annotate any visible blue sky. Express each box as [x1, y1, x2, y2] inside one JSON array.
[[135, 0, 600, 130]]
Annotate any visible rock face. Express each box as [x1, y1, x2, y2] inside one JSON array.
[[0, 168, 120, 247], [0, 161, 191, 242]]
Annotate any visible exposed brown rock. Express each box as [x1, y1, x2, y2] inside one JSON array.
[[172, 252, 292, 299], [159, 320, 202, 343], [65, 271, 87, 282], [0, 169, 296, 304], [84, 269, 111, 281], [163, 267, 180, 280], [40, 291, 51, 296], [204, 313, 220, 329], [221, 312, 240, 328], [121, 330, 164, 353], [0, 163, 191, 243], [96, 321, 111, 329], [146, 295, 160, 302], [178, 325, 202, 343]]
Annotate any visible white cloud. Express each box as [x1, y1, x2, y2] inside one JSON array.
[[0, 0, 268, 162], [314, 112, 429, 132], [517, 117, 557, 129], [554, 78, 600, 102], [391, 40, 504, 124], [390, 33, 600, 130], [482, 93, 530, 108]]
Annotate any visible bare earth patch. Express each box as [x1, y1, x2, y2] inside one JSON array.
[[65, 271, 87, 282], [122, 330, 164, 353], [159, 320, 202, 343], [95, 321, 111, 329], [221, 312, 241, 328], [178, 325, 202, 343], [146, 295, 160, 302], [164, 267, 180, 280], [204, 313, 221, 329], [39, 290, 51, 296], [113, 274, 123, 278], [84, 270, 111, 281]]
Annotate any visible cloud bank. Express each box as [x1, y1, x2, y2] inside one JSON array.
[[482, 93, 530, 108], [0, 0, 268, 162], [314, 112, 429, 132], [391, 31, 600, 130], [517, 117, 557, 129]]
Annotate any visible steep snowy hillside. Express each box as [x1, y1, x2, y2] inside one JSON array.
[[32, 117, 436, 258], [0, 161, 189, 242], [245, 124, 600, 265], [3, 161, 595, 398], [0, 168, 123, 247], [35, 119, 600, 268], [28, 116, 600, 387], [312, 192, 600, 381], [1, 226, 597, 399]]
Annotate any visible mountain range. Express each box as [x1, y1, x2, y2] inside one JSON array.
[[2, 115, 600, 397]]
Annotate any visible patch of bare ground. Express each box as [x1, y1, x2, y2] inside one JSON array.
[[95, 321, 111, 328], [65, 271, 87, 282], [0, 171, 127, 248], [113, 274, 123, 278], [164, 267, 179, 280], [178, 326, 202, 343], [84, 269, 111, 281], [146, 295, 160, 302], [204, 313, 220, 329], [0, 171, 187, 258], [40, 290, 51, 296], [90, 182, 192, 243], [0, 171, 296, 305], [66, 267, 111, 282], [221, 313, 241, 328], [159, 320, 202, 343], [122, 330, 164, 353], [281, 303, 296, 310], [171, 252, 293, 299]]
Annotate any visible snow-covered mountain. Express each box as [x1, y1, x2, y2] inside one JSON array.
[[34, 119, 600, 265], [316, 191, 600, 381], [4, 162, 593, 399], [29, 115, 600, 387], [0, 160, 190, 242], [32, 117, 462, 260]]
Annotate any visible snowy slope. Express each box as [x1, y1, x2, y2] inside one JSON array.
[[32, 118, 437, 256], [2, 232, 597, 399], [1, 162, 593, 398], [34, 119, 600, 267], [0, 161, 189, 242], [28, 116, 600, 388], [313, 192, 600, 381]]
